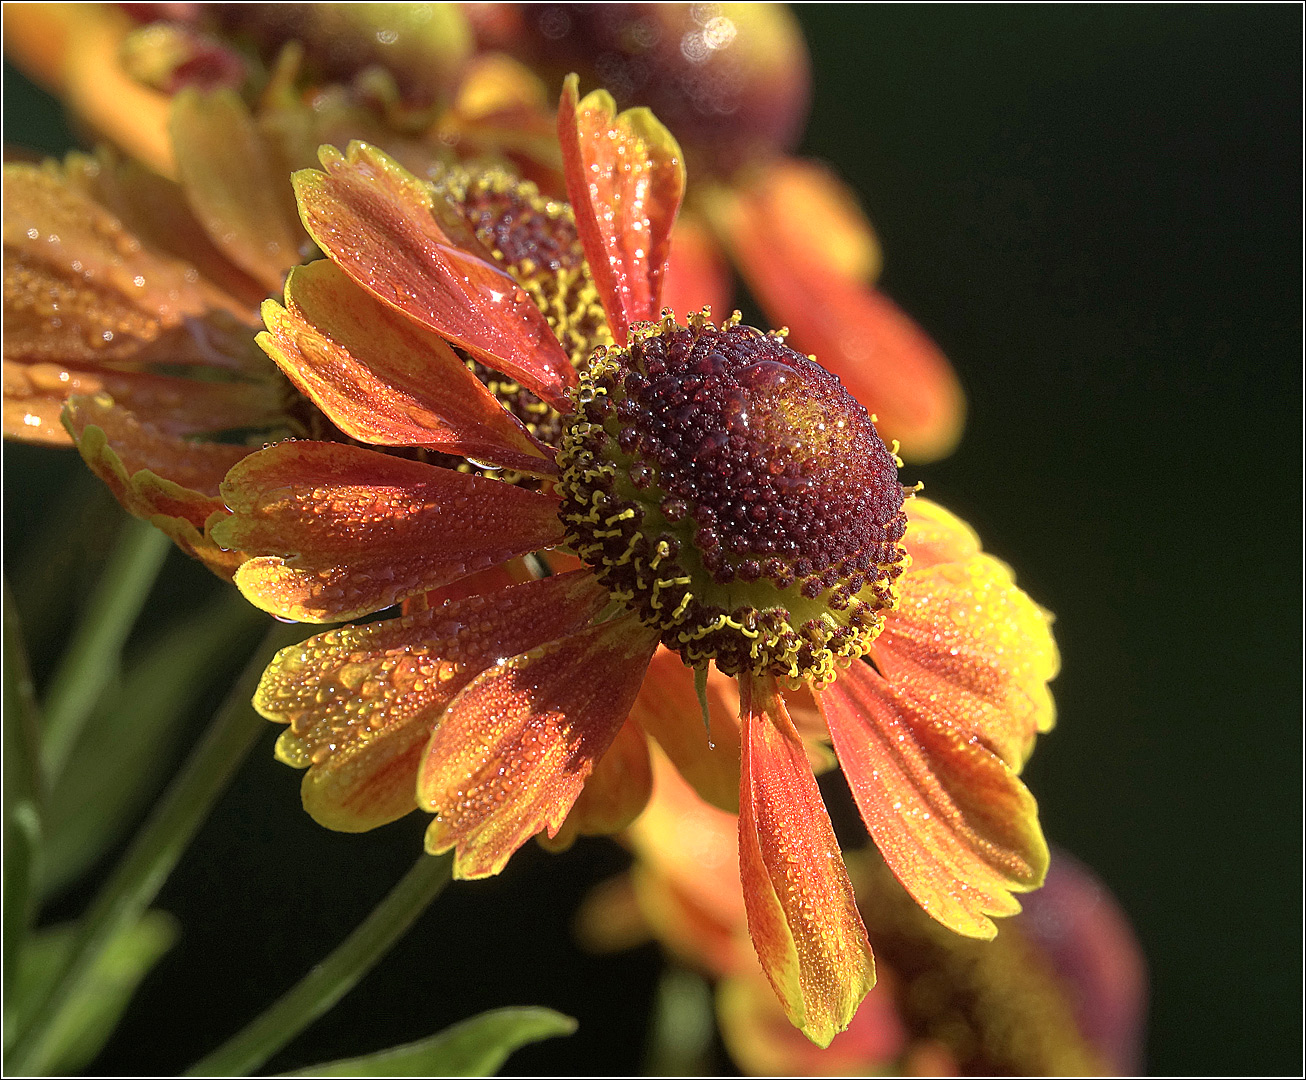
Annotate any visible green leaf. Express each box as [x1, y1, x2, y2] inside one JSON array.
[[43, 589, 267, 896], [6, 910, 178, 1074], [280, 1007, 578, 1077]]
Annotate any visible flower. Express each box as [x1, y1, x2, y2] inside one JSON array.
[[2, 103, 307, 577], [3, 5, 566, 577], [212, 76, 1058, 1047], [7, 3, 969, 461], [580, 755, 1146, 1075], [464, 2, 967, 461]]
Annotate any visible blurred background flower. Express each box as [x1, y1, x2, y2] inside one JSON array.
[[4, 5, 1298, 1074]]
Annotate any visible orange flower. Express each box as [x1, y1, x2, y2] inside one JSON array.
[[3, 5, 567, 578], [582, 757, 1145, 1076], [464, 3, 967, 461], [213, 77, 1057, 1048]]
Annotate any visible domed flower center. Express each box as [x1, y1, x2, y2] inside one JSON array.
[[558, 313, 908, 684]]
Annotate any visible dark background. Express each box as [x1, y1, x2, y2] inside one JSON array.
[[4, 5, 1301, 1075]]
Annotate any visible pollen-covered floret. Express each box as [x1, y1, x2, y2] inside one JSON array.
[[558, 311, 909, 685]]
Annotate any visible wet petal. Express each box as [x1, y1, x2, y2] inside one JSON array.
[[257, 570, 608, 832], [4, 160, 237, 344], [539, 718, 652, 852], [63, 149, 269, 312], [293, 141, 575, 409], [3, 359, 284, 446], [260, 260, 553, 473], [216, 440, 565, 622], [169, 89, 309, 292], [628, 649, 741, 813], [739, 674, 875, 1048], [660, 214, 734, 323], [709, 177, 964, 462], [878, 499, 1059, 771], [817, 659, 1050, 940], [419, 613, 659, 879], [558, 75, 685, 344], [63, 394, 250, 578]]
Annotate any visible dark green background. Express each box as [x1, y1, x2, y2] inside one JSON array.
[[4, 5, 1301, 1075]]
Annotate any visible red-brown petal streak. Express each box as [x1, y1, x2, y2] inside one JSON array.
[[419, 613, 659, 879], [817, 659, 1050, 940], [260, 260, 554, 474], [558, 74, 686, 345], [293, 142, 575, 410], [215, 440, 566, 622], [257, 570, 609, 832], [738, 673, 876, 1048]]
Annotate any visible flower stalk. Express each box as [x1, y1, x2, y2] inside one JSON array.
[[6, 619, 301, 1075], [185, 851, 454, 1077], [38, 517, 172, 785]]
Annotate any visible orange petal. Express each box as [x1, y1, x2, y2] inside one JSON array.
[[260, 260, 554, 474], [63, 394, 250, 579], [709, 174, 964, 462], [169, 88, 309, 292], [419, 613, 659, 878], [660, 213, 734, 323], [4, 159, 238, 338], [2, 359, 284, 446], [539, 718, 652, 852], [878, 498, 1059, 772], [56, 7, 176, 177], [817, 659, 1050, 941], [627, 649, 741, 813], [739, 673, 876, 1048], [624, 749, 750, 976], [256, 570, 608, 832], [293, 141, 575, 409], [557, 74, 685, 344], [215, 440, 565, 622], [64, 148, 269, 312]]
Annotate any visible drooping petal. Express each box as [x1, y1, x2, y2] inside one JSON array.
[[557, 74, 686, 344], [63, 148, 269, 312], [738, 673, 876, 1048], [419, 613, 659, 879], [215, 440, 566, 622], [628, 649, 741, 813], [259, 260, 554, 473], [256, 570, 608, 832], [3, 360, 284, 445], [292, 141, 575, 409], [538, 718, 652, 852], [169, 88, 310, 292], [3, 160, 239, 348], [63, 394, 250, 579], [878, 498, 1060, 771], [708, 171, 964, 462], [660, 213, 734, 323], [817, 658, 1050, 941]]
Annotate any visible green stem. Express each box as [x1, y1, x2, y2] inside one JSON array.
[[186, 852, 455, 1077], [6, 619, 300, 1076], [3, 580, 45, 1014], [39, 518, 171, 785]]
